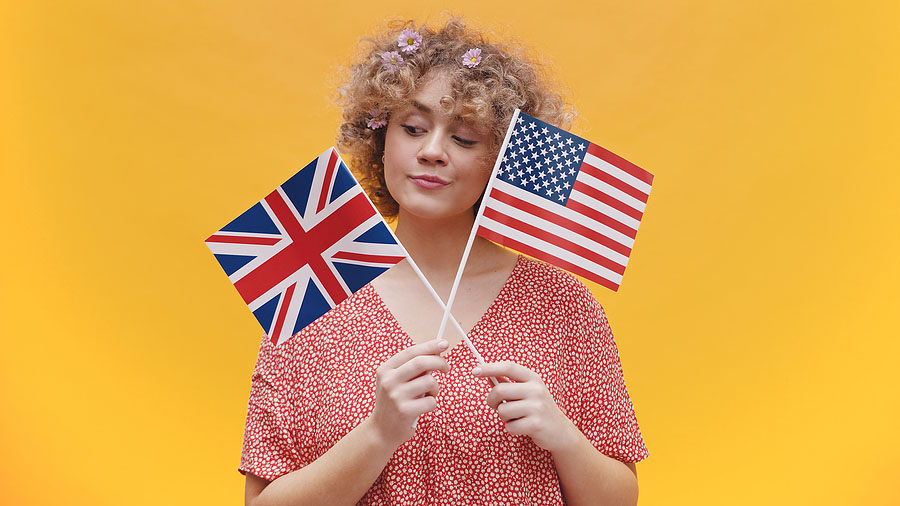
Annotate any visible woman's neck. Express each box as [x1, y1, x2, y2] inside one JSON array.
[[393, 209, 495, 285]]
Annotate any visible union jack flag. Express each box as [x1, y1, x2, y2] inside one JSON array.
[[205, 147, 406, 345], [477, 111, 653, 292]]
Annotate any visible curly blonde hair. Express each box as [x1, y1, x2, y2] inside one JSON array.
[[335, 17, 575, 218]]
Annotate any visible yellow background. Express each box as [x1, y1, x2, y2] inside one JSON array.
[[3, 1, 898, 504]]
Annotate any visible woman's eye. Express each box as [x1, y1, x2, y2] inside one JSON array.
[[402, 124, 423, 135], [453, 136, 476, 147]]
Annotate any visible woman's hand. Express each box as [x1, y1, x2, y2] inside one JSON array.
[[473, 361, 580, 453], [368, 338, 449, 448]]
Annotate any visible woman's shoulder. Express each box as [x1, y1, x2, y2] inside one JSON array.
[[513, 256, 604, 311], [259, 284, 384, 364]]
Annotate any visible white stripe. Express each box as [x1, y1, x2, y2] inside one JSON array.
[[480, 216, 623, 285], [206, 241, 276, 257], [576, 170, 647, 213], [207, 230, 281, 239], [274, 277, 307, 346], [492, 180, 636, 248], [304, 149, 335, 219], [567, 189, 642, 232], [583, 152, 652, 195], [485, 197, 629, 266]]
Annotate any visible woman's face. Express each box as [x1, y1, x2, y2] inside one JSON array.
[[382, 73, 494, 222]]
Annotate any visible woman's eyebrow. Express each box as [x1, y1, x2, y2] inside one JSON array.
[[411, 100, 431, 113]]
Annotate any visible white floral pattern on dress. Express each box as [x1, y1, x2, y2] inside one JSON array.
[[240, 256, 648, 505]]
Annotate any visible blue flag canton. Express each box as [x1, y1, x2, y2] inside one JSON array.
[[496, 113, 588, 205]]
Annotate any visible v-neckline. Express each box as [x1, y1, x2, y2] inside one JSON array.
[[369, 255, 524, 356]]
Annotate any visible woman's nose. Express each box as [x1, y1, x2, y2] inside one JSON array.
[[417, 133, 448, 166]]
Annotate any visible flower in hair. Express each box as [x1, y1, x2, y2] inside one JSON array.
[[397, 28, 422, 54], [461, 48, 482, 68], [381, 51, 404, 71], [366, 109, 388, 129]]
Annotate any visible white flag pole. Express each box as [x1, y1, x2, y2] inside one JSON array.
[[433, 109, 521, 345]]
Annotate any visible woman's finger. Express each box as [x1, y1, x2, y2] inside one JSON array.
[[394, 371, 440, 400], [472, 361, 539, 383], [392, 354, 449, 383], [382, 339, 448, 370], [485, 381, 538, 409], [494, 399, 533, 422]]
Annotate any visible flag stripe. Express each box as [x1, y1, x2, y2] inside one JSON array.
[[316, 149, 339, 213], [587, 143, 654, 186], [332, 251, 408, 264], [479, 214, 625, 283], [205, 234, 281, 246], [576, 168, 647, 213], [482, 208, 626, 275], [477, 226, 620, 291], [582, 152, 652, 198], [494, 180, 637, 245], [487, 187, 632, 257], [572, 178, 645, 222], [565, 194, 638, 240], [270, 282, 296, 342]]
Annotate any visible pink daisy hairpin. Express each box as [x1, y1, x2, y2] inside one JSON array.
[[381, 51, 404, 71], [397, 28, 422, 54], [367, 109, 388, 130], [461, 48, 482, 68]]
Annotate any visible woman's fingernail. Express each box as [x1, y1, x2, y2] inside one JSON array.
[[471, 367, 481, 376], [438, 340, 449, 350]]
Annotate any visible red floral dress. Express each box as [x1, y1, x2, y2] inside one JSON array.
[[240, 256, 648, 505]]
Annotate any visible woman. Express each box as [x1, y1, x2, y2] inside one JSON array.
[[241, 18, 647, 505]]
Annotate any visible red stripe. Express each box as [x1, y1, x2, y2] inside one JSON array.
[[572, 180, 644, 222], [482, 207, 626, 275], [487, 188, 632, 257], [316, 149, 339, 214], [587, 143, 653, 186], [477, 227, 620, 292], [269, 282, 296, 344], [205, 234, 280, 246], [580, 160, 649, 204], [332, 251, 407, 264]]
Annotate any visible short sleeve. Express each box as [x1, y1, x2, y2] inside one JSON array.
[[563, 297, 649, 463], [238, 334, 304, 481]]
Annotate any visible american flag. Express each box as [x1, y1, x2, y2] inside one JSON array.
[[477, 111, 653, 291], [205, 148, 406, 345]]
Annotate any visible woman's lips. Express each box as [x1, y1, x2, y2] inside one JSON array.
[[409, 174, 449, 189]]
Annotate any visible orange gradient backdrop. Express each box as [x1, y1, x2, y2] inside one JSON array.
[[2, 1, 899, 504]]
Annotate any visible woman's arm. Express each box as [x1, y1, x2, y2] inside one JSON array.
[[474, 362, 639, 506], [246, 338, 450, 506]]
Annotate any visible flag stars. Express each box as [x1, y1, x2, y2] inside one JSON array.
[[578, 143, 585, 150], [554, 132, 561, 140], [566, 138, 573, 145], [542, 127, 549, 135], [557, 193, 566, 201]]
